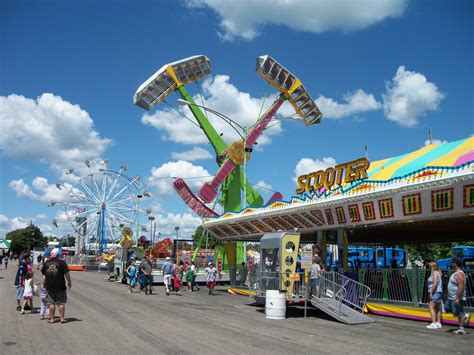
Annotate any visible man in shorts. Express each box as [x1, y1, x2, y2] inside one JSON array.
[[141, 255, 153, 295], [444, 258, 470, 335], [162, 256, 173, 295], [41, 248, 72, 324]]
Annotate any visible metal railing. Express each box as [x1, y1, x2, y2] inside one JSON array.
[[320, 272, 371, 314], [249, 270, 309, 302], [357, 268, 473, 309]]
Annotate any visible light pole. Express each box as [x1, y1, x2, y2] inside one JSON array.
[[175, 226, 180, 261], [148, 216, 155, 248]]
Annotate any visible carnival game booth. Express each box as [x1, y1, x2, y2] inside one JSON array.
[[202, 137, 474, 326]]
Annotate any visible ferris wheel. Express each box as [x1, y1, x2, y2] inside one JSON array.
[[62, 166, 140, 253]]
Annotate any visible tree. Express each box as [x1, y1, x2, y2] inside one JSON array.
[[7, 224, 47, 255], [192, 225, 220, 249]]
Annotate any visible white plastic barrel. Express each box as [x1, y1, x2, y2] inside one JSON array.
[[265, 290, 286, 320]]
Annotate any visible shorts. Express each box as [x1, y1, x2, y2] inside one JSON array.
[[144, 274, 153, 286], [164, 274, 172, 286], [127, 277, 137, 286], [46, 289, 67, 306], [23, 296, 32, 301], [207, 281, 216, 289], [431, 292, 442, 304], [16, 286, 25, 301], [444, 299, 465, 317]]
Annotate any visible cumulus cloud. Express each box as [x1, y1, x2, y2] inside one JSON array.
[[141, 75, 283, 148], [315, 90, 381, 119], [253, 180, 273, 192], [0, 93, 112, 170], [9, 177, 70, 203], [171, 147, 214, 161], [186, 0, 407, 41], [150, 160, 211, 196], [383, 66, 445, 127], [154, 212, 202, 238], [293, 157, 337, 182], [0, 214, 58, 237]]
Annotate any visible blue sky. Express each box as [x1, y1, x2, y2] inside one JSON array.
[[1, 0, 472, 239]]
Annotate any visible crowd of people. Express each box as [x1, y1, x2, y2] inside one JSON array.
[[4, 246, 471, 335], [124, 255, 218, 296], [11, 248, 72, 324]]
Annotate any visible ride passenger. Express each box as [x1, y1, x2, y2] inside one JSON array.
[[426, 261, 443, 329]]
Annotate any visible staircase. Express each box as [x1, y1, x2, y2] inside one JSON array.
[[310, 273, 374, 325]]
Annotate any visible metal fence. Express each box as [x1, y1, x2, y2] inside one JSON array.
[[357, 268, 473, 308], [249, 270, 309, 302]]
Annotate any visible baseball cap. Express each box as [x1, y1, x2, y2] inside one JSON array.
[[51, 248, 60, 258], [165, 256, 170, 261]]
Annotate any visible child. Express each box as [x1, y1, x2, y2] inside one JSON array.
[[20, 271, 34, 314], [39, 282, 50, 320], [173, 264, 182, 295], [125, 258, 137, 293], [185, 266, 193, 292]]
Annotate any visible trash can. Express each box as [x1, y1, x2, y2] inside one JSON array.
[[265, 290, 286, 320]]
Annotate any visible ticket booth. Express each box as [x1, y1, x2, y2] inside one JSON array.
[[260, 232, 300, 298]]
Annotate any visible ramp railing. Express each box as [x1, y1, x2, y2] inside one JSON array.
[[320, 272, 372, 314]]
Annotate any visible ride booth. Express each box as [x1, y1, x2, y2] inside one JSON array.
[[258, 232, 302, 303]]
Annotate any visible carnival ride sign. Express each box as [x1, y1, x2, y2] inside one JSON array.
[[296, 157, 370, 194]]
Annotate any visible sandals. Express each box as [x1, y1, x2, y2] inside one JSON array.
[[47, 319, 55, 324]]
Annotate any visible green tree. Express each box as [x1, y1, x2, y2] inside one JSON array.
[[62, 235, 76, 247], [192, 225, 220, 249], [7, 224, 47, 255]]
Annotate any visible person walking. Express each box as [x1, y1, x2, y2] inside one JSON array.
[[173, 260, 183, 295], [20, 271, 34, 314], [185, 266, 193, 292], [204, 262, 218, 295], [39, 281, 50, 320], [141, 255, 153, 295], [444, 258, 470, 335], [237, 262, 248, 286], [426, 261, 443, 329], [125, 258, 137, 293], [14, 253, 30, 311], [3, 254, 8, 269], [41, 248, 72, 324], [310, 256, 321, 298], [190, 260, 200, 291], [162, 256, 173, 296]]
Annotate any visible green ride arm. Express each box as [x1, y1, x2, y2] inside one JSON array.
[[239, 165, 264, 207], [176, 86, 228, 156], [192, 232, 207, 262]]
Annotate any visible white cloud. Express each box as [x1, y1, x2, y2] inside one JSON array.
[[171, 147, 213, 161], [424, 138, 448, 147], [383, 66, 445, 127], [0, 214, 59, 237], [315, 90, 381, 119], [154, 212, 202, 238], [0, 93, 112, 170], [150, 160, 211, 196], [186, 0, 407, 41], [141, 75, 283, 148], [293, 157, 337, 182], [253, 180, 273, 192], [9, 177, 70, 203]]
